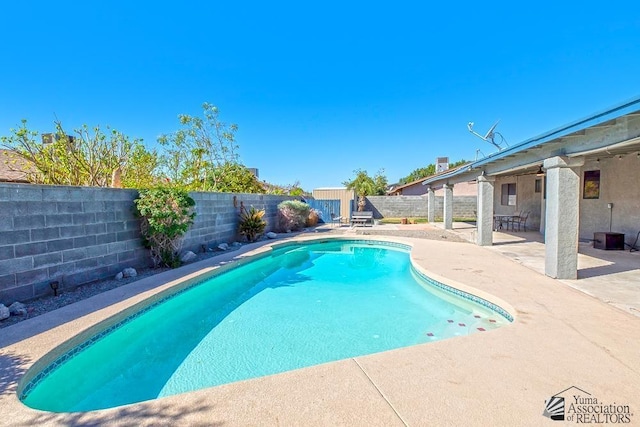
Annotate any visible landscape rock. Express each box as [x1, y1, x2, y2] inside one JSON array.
[[0, 304, 9, 321], [115, 272, 124, 280], [266, 232, 277, 239], [8, 302, 27, 316], [180, 251, 197, 262], [231, 241, 242, 248], [217, 243, 229, 251], [122, 267, 137, 278]]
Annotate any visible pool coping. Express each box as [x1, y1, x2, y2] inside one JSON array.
[[1, 234, 639, 426]]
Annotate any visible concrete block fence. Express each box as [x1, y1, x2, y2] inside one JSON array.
[[363, 195, 477, 220], [0, 183, 292, 305]]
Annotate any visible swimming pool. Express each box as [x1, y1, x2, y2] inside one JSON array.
[[20, 239, 512, 412]]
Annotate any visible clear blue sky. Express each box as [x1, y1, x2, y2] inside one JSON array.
[[2, 1, 639, 191]]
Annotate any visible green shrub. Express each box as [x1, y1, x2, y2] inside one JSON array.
[[134, 187, 196, 267], [277, 200, 310, 232], [238, 206, 266, 242]]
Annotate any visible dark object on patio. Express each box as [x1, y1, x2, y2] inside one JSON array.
[[593, 232, 625, 250]]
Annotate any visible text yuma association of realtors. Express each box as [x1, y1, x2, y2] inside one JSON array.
[[567, 395, 632, 424]]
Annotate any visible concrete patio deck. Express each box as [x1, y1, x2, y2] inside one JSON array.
[[441, 221, 640, 317], [0, 229, 638, 426]]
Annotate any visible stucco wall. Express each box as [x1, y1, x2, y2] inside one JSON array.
[[0, 183, 291, 305], [494, 175, 543, 231], [579, 156, 640, 244], [397, 184, 427, 196], [492, 156, 640, 243], [433, 181, 477, 196]]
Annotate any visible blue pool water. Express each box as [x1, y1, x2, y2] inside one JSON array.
[[20, 240, 511, 412]]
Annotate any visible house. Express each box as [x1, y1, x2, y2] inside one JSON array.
[[422, 96, 640, 280], [0, 150, 30, 183], [387, 164, 477, 197]]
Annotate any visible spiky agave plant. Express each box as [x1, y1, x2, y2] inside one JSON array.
[[238, 206, 266, 242]]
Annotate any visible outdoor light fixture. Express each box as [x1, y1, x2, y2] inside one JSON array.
[[50, 281, 60, 296], [536, 165, 545, 176]]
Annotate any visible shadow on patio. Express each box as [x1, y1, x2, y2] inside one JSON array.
[[444, 222, 640, 317]]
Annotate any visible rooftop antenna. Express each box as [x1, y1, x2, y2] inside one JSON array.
[[467, 120, 507, 150], [475, 148, 486, 161]]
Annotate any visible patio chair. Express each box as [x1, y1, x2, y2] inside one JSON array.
[[506, 211, 521, 231], [330, 213, 343, 227], [513, 212, 529, 232]]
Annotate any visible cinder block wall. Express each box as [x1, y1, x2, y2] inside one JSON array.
[[182, 192, 292, 253], [0, 184, 146, 305], [434, 196, 477, 219], [363, 196, 477, 219], [363, 196, 428, 218], [0, 183, 292, 305]]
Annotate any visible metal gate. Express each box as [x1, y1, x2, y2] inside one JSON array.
[[305, 199, 341, 223]]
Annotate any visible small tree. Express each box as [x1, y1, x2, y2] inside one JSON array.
[[208, 162, 265, 193], [0, 119, 158, 188], [134, 187, 196, 268], [158, 103, 241, 191], [373, 170, 388, 195]]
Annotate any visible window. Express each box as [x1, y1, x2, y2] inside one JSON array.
[[501, 183, 516, 206], [535, 179, 542, 193]]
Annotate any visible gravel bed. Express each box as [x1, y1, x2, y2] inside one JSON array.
[[0, 247, 239, 330], [0, 227, 466, 329]]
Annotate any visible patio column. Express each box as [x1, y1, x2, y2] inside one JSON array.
[[476, 175, 495, 246], [543, 156, 583, 279], [427, 186, 435, 223], [443, 183, 453, 230]]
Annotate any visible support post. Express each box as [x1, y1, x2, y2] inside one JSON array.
[[544, 156, 583, 279], [427, 186, 435, 223], [476, 175, 495, 246], [443, 183, 454, 230]]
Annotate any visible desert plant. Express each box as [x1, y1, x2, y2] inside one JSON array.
[[343, 169, 387, 211], [277, 200, 311, 232], [238, 206, 266, 242], [134, 187, 196, 267]]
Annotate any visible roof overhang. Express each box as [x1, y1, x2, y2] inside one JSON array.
[[423, 96, 640, 186]]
